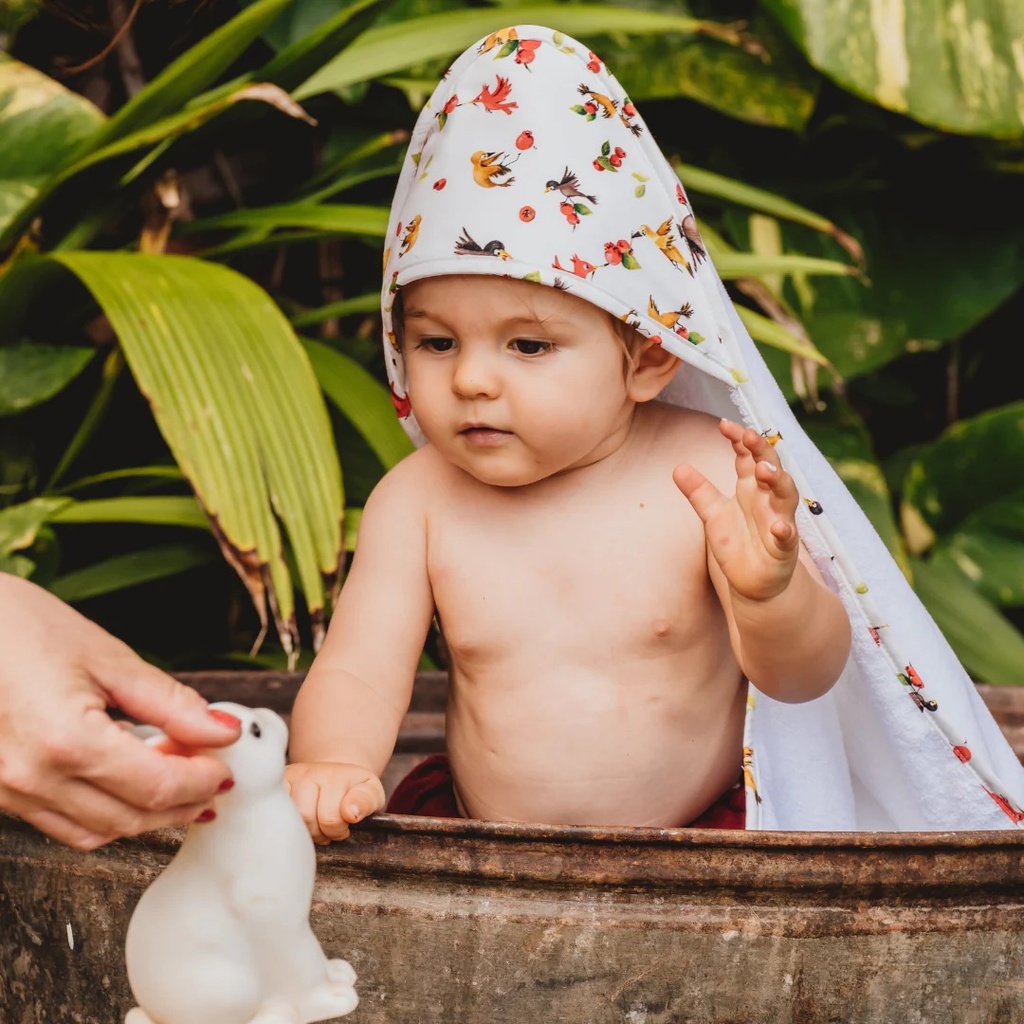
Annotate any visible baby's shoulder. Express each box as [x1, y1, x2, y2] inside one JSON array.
[[365, 444, 450, 507], [638, 402, 731, 456]]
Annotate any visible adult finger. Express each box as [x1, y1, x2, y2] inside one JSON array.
[[18, 804, 106, 851], [80, 713, 233, 811], [7, 780, 212, 850], [95, 647, 241, 749]]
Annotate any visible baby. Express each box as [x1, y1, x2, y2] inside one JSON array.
[[284, 25, 852, 839]]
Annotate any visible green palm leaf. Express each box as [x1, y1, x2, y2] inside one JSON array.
[[302, 338, 414, 470], [39, 252, 344, 658], [294, 7, 714, 99]]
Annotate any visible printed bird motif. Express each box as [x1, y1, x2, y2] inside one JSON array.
[[647, 295, 693, 330], [577, 83, 617, 119], [552, 254, 598, 278], [478, 26, 517, 55], [470, 75, 517, 115], [454, 229, 512, 260], [632, 219, 690, 273], [399, 214, 421, 257], [742, 747, 762, 805], [544, 167, 597, 205], [470, 150, 516, 188], [678, 213, 707, 271]]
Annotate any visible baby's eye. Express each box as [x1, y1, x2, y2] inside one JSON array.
[[511, 338, 551, 356], [416, 337, 454, 352]]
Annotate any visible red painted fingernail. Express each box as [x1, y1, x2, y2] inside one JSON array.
[[195, 809, 217, 823], [217, 779, 235, 793], [208, 709, 241, 728]]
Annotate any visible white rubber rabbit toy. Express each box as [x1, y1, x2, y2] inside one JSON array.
[[124, 702, 359, 1024]]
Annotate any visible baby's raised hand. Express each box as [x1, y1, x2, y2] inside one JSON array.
[[285, 761, 386, 844], [673, 419, 800, 601]]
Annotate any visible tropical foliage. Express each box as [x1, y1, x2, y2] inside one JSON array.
[[0, 0, 1021, 680]]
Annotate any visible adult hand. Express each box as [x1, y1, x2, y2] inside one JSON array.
[[0, 573, 241, 850]]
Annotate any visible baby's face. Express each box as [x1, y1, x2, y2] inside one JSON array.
[[400, 275, 637, 487]]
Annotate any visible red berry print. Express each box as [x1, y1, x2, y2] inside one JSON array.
[[593, 158, 604, 172], [433, 178, 447, 191], [604, 241, 622, 265], [515, 130, 535, 151], [515, 38, 541, 65], [519, 206, 536, 222], [559, 201, 580, 227], [586, 51, 602, 73], [953, 745, 971, 764], [584, 101, 598, 115]]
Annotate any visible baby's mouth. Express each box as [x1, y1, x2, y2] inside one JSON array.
[[459, 425, 512, 446]]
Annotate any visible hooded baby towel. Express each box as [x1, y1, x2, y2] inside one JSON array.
[[379, 25, 1024, 831]]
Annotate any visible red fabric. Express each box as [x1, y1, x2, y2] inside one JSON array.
[[386, 753, 746, 828]]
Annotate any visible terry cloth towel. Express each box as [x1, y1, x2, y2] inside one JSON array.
[[379, 25, 1024, 831]]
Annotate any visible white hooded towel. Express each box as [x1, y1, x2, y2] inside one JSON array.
[[379, 24, 1024, 831]]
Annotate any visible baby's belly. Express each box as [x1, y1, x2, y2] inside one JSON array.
[[445, 664, 746, 828]]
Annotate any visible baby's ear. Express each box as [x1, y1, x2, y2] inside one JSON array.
[[627, 339, 682, 402]]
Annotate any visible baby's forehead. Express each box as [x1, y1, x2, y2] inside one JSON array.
[[402, 273, 596, 320]]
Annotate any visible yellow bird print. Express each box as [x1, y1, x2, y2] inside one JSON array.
[[478, 26, 517, 55], [647, 295, 693, 331], [632, 219, 691, 274], [399, 214, 421, 257], [743, 746, 762, 805], [576, 83, 617, 119], [470, 150, 516, 188]]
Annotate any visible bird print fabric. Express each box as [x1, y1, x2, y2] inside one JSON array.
[[381, 23, 736, 446], [380, 25, 1024, 832]]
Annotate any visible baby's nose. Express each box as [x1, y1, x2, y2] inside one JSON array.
[[451, 350, 500, 398]]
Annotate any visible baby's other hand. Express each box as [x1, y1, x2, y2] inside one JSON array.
[[285, 761, 385, 844], [673, 418, 800, 601]]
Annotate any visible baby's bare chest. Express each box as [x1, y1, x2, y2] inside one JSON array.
[[426, 494, 715, 659]]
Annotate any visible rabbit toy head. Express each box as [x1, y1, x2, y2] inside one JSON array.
[[203, 702, 289, 794]]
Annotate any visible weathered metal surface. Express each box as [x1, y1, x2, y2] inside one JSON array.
[[2, 673, 1024, 1024]]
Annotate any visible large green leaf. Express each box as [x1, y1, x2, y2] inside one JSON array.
[[0, 339, 94, 416], [933, 496, 1024, 607], [762, 0, 1024, 137], [302, 338, 414, 469], [50, 496, 210, 530], [0, 496, 70, 557], [14, 252, 346, 658], [294, 6, 720, 98], [594, 9, 818, 129], [50, 544, 216, 603], [185, 203, 388, 238], [911, 556, 1024, 685], [0, 55, 104, 235], [900, 402, 1024, 548], [255, 0, 395, 93], [801, 407, 908, 572]]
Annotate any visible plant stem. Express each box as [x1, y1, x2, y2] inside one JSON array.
[[46, 347, 124, 493]]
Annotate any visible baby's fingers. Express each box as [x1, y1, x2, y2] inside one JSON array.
[[672, 463, 726, 524], [285, 771, 332, 845]]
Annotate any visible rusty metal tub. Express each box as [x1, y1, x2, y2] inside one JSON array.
[[3, 672, 1024, 1023]]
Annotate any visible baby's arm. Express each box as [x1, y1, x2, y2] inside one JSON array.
[[286, 457, 435, 841], [673, 418, 851, 702]]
